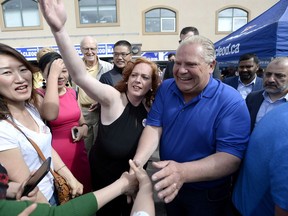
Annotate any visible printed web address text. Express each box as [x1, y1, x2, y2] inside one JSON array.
[[215, 43, 240, 57]]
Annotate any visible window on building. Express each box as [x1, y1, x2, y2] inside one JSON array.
[[1, 0, 40, 29], [217, 7, 248, 33], [77, 0, 118, 25], [145, 8, 176, 33]]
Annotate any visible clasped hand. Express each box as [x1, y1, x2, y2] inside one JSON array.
[[151, 160, 184, 203]]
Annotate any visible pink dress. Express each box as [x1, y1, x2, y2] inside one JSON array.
[[38, 87, 92, 194]]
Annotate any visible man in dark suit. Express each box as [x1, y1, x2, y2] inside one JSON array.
[[246, 57, 288, 131], [223, 53, 263, 99]]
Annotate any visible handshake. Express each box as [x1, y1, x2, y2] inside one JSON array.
[[14, 159, 155, 216]]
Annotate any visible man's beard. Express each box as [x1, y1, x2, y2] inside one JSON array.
[[239, 72, 254, 81], [265, 84, 288, 94]]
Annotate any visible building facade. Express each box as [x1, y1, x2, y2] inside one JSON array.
[[0, 0, 279, 61]]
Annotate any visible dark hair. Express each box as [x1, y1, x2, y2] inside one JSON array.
[[114, 40, 132, 52], [180, 26, 199, 36], [0, 43, 38, 120], [168, 53, 175, 59], [38, 52, 62, 77], [115, 57, 160, 108], [239, 53, 259, 65]]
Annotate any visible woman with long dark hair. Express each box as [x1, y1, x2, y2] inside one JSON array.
[[0, 43, 83, 205]]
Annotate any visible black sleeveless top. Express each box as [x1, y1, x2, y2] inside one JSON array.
[[90, 96, 147, 189]]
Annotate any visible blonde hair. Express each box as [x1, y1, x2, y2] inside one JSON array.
[[36, 47, 56, 63]]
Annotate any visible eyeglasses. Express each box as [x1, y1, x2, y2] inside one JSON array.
[[82, 47, 97, 53], [113, 52, 131, 58]]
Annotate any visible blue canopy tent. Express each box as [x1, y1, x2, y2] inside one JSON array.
[[214, 0, 288, 67]]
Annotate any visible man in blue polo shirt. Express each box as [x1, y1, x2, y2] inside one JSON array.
[[133, 35, 250, 216], [232, 103, 288, 216]]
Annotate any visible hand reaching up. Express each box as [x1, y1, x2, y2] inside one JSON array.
[[129, 159, 155, 216], [38, 0, 67, 33], [129, 160, 152, 192]]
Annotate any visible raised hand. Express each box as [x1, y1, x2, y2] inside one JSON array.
[[49, 59, 65, 78], [38, 0, 67, 33], [129, 160, 155, 215], [129, 159, 152, 191], [119, 171, 138, 197]]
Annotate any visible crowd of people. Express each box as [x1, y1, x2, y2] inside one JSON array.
[[0, 0, 287, 216]]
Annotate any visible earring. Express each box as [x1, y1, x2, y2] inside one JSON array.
[[65, 81, 69, 87], [42, 79, 46, 89], [150, 88, 153, 91]]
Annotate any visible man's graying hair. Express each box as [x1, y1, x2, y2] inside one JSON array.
[[178, 35, 216, 64], [268, 56, 288, 65]]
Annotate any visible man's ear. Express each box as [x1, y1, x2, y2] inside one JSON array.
[[209, 60, 216, 74], [256, 65, 260, 71]]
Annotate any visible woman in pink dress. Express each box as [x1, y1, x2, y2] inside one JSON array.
[[36, 50, 92, 194]]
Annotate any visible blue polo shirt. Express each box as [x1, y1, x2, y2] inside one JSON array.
[[147, 77, 250, 189], [233, 103, 288, 215]]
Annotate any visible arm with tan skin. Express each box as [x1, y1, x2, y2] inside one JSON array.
[[134, 127, 241, 203], [93, 171, 137, 210], [6, 182, 23, 198], [70, 100, 88, 142], [129, 125, 161, 204], [38, 0, 122, 115], [0, 148, 48, 203], [14, 172, 135, 216], [7, 171, 40, 202], [78, 106, 88, 131], [14, 169, 137, 216], [17, 203, 37, 216], [37, 59, 63, 121], [16, 183, 39, 202], [133, 126, 162, 168], [150, 101, 247, 203], [129, 159, 155, 216], [7, 182, 39, 201], [51, 148, 83, 198], [152, 152, 241, 203]]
